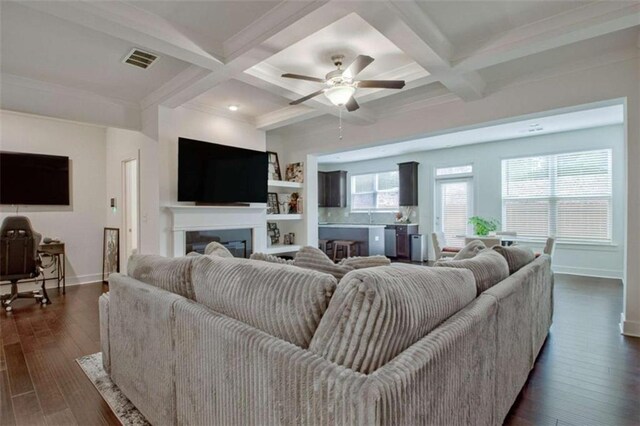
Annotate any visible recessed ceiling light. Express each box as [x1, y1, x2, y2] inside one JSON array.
[[228, 105, 239, 112]]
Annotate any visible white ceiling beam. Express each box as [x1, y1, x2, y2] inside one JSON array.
[[353, 1, 485, 101], [154, 2, 356, 108], [22, 1, 225, 71], [455, 2, 640, 72]]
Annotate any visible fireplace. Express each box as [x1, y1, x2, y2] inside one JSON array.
[[186, 229, 252, 258], [166, 205, 267, 258]]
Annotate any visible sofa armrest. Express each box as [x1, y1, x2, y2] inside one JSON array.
[[98, 293, 110, 374], [173, 298, 379, 425], [108, 273, 184, 426], [369, 296, 499, 426]]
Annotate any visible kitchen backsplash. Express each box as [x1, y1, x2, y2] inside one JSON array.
[[319, 207, 419, 225]]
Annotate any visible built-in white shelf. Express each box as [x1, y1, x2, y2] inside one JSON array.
[[267, 214, 302, 221], [263, 244, 301, 255], [268, 180, 303, 189]]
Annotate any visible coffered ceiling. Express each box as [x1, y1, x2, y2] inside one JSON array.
[[1, 0, 638, 132]]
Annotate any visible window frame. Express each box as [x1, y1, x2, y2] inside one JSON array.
[[350, 170, 400, 212], [501, 149, 613, 244]]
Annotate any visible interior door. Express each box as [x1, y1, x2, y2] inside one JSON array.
[[435, 178, 473, 247], [123, 158, 139, 259]]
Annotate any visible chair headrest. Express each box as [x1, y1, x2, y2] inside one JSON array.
[[1, 216, 36, 237]]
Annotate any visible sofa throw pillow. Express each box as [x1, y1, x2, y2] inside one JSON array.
[[492, 245, 535, 274], [435, 249, 509, 294], [249, 252, 294, 265], [453, 240, 486, 260], [127, 254, 197, 299], [204, 241, 234, 258], [338, 255, 391, 269], [293, 246, 354, 281], [309, 264, 476, 374], [192, 256, 337, 348]]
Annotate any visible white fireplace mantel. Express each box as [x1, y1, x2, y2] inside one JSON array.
[[165, 204, 267, 257]]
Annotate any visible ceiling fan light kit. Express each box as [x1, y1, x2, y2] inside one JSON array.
[[281, 54, 406, 113], [325, 85, 355, 106]]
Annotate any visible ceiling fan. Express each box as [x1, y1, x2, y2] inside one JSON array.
[[282, 54, 405, 112]]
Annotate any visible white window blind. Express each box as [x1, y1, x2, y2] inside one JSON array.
[[351, 171, 399, 211], [502, 149, 612, 241], [440, 180, 471, 247]]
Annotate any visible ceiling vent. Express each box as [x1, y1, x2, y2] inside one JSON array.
[[122, 48, 158, 69]]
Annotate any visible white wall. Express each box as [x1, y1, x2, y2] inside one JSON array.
[[0, 110, 107, 286], [320, 125, 625, 278], [156, 105, 266, 256], [268, 55, 640, 336], [105, 127, 160, 267]]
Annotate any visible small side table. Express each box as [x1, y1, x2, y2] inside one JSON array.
[[38, 242, 66, 294]]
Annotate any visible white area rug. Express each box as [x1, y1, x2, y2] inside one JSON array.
[[76, 353, 150, 426]]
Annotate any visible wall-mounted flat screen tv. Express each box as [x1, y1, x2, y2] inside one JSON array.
[[178, 138, 268, 204], [0, 151, 70, 205]]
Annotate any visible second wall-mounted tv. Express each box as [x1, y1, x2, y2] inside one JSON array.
[[178, 138, 267, 204], [0, 151, 70, 205]]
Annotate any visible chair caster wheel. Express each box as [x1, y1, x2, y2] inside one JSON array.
[[5, 306, 12, 312], [41, 299, 48, 305]]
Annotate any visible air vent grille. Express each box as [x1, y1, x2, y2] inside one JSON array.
[[123, 48, 158, 69]]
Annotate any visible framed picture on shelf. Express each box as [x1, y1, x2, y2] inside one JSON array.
[[285, 162, 304, 183], [267, 222, 280, 244], [267, 151, 282, 181], [267, 192, 280, 214], [102, 227, 120, 283]]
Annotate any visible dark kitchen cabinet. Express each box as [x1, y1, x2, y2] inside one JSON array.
[[318, 172, 328, 207], [385, 224, 418, 259], [398, 161, 419, 206], [318, 170, 347, 208]]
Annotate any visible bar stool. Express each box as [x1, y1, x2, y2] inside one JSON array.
[[319, 239, 333, 258], [333, 240, 358, 262]]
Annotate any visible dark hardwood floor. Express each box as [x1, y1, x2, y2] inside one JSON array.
[[1, 275, 639, 425]]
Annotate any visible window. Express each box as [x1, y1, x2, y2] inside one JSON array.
[[436, 164, 473, 177], [502, 149, 612, 241], [351, 171, 399, 211]]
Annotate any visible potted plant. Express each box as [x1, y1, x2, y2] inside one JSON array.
[[468, 216, 500, 236]]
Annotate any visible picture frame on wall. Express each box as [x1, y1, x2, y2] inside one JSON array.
[[267, 192, 280, 214], [285, 162, 304, 183], [267, 151, 282, 181], [102, 227, 120, 283]]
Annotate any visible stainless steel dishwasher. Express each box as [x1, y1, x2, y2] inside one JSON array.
[[384, 226, 397, 257]]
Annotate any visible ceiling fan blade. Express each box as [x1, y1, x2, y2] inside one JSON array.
[[345, 96, 360, 112], [281, 73, 325, 83], [342, 55, 374, 79], [289, 89, 325, 105], [357, 80, 406, 89]]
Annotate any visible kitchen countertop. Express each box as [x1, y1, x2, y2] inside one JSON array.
[[318, 224, 387, 229]]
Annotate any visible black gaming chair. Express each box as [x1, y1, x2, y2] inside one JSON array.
[[0, 216, 49, 312]]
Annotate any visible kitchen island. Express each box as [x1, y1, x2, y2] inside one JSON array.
[[318, 224, 386, 256]]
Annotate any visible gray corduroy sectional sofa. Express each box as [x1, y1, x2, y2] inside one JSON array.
[[99, 248, 553, 425]]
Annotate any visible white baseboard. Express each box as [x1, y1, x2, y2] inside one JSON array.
[[0, 273, 103, 295], [552, 265, 623, 279], [620, 313, 640, 337]]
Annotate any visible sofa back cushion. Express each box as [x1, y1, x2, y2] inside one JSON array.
[[293, 246, 354, 280], [249, 252, 294, 265], [338, 255, 391, 269], [492, 245, 535, 274], [127, 254, 197, 299], [204, 241, 234, 258], [435, 249, 509, 294], [453, 240, 486, 260], [309, 264, 476, 373], [191, 256, 337, 348]]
